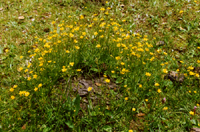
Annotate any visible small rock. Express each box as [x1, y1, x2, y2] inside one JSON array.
[[120, 4, 125, 8], [191, 128, 200, 132], [78, 89, 88, 97], [156, 41, 165, 46], [18, 16, 25, 20], [165, 71, 185, 83]]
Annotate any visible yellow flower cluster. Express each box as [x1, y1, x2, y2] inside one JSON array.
[[19, 91, 30, 97]]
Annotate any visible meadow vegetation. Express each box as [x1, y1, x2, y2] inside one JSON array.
[[0, 0, 200, 131]]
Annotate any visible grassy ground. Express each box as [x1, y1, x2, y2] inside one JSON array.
[[0, 0, 200, 131]]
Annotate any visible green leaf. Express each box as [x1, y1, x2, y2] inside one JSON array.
[[0, 46, 3, 54], [74, 94, 80, 116], [90, 68, 100, 72], [116, 78, 123, 84], [43, 127, 51, 132], [65, 120, 74, 129], [190, 119, 196, 125], [102, 125, 112, 132]]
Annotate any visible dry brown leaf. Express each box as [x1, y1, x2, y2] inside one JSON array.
[[95, 83, 102, 86], [21, 124, 26, 130], [191, 128, 200, 132], [18, 16, 25, 20], [180, 27, 185, 30], [137, 113, 145, 117]]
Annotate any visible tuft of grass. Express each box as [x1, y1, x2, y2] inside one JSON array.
[[0, 0, 200, 131]]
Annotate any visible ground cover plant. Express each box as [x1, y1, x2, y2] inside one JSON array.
[[0, 0, 200, 131]]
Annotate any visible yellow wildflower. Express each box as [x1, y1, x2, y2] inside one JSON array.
[[145, 72, 151, 77], [155, 83, 160, 87], [5, 49, 9, 53], [195, 74, 199, 78], [10, 88, 14, 92], [188, 66, 194, 70], [76, 69, 81, 72], [115, 56, 120, 60], [62, 66, 67, 72], [11, 96, 15, 100], [25, 92, 30, 97], [163, 107, 168, 110], [189, 71, 195, 76], [162, 69, 168, 74], [121, 62, 125, 65], [27, 77, 31, 81], [19, 67, 23, 72], [100, 8, 105, 11], [96, 44, 101, 48], [33, 74, 37, 79], [88, 87, 92, 92], [38, 83, 42, 88], [189, 111, 194, 115], [70, 62, 74, 66], [34, 87, 38, 91], [179, 10, 184, 14], [157, 89, 162, 93], [13, 85, 18, 88], [75, 46, 80, 50], [80, 15, 84, 19], [105, 79, 110, 83]]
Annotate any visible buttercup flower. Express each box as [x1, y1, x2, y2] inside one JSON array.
[[13, 85, 18, 88], [157, 89, 161, 93], [96, 44, 101, 48], [11, 96, 15, 100], [189, 111, 194, 115], [162, 69, 168, 74], [70, 62, 74, 66], [145, 72, 151, 77], [163, 107, 168, 110], [105, 79, 110, 83], [10, 88, 14, 92], [132, 108, 136, 111], [155, 83, 160, 87], [34, 87, 38, 91], [88, 87, 92, 92], [38, 83, 42, 88]]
